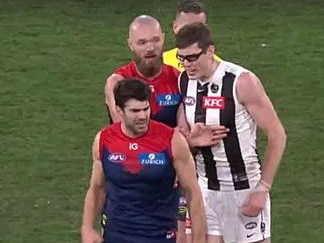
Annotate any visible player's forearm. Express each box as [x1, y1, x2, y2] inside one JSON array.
[[261, 125, 286, 187], [82, 186, 106, 228], [186, 189, 207, 243], [106, 102, 121, 123]]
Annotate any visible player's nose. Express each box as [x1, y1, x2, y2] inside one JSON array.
[[145, 43, 154, 51], [183, 58, 192, 67], [137, 110, 147, 120]]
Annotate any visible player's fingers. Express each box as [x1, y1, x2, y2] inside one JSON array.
[[241, 205, 260, 217], [240, 205, 249, 216], [212, 129, 229, 134], [211, 134, 227, 141], [240, 206, 254, 217], [207, 125, 226, 129]]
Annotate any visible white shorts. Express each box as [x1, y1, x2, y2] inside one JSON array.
[[187, 181, 271, 243]]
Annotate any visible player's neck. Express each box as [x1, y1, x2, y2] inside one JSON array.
[[120, 122, 148, 139], [200, 60, 219, 82]]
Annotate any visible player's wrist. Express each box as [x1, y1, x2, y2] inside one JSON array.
[[255, 179, 271, 192], [260, 179, 272, 190]]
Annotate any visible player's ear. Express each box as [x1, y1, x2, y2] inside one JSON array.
[[161, 32, 165, 43], [172, 21, 178, 34], [116, 105, 123, 115], [208, 44, 215, 58], [127, 38, 134, 52]]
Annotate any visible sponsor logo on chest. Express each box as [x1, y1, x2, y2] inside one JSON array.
[[202, 96, 225, 109], [184, 96, 196, 106], [139, 152, 166, 165], [157, 94, 180, 106], [108, 153, 126, 163]]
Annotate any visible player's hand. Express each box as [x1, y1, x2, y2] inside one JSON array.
[[173, 176, 179, 188], [240, 190, 267, 217], [189, 123, 229, 147], [81, 225, 103, 243]]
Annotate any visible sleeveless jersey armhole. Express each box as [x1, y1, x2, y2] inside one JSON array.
[[178, 72, 189, 97], [98, 129, 105, 161]]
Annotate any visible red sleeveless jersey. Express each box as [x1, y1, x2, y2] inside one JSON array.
[[114, 62, 181, 127]]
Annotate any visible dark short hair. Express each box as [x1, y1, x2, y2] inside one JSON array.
[[175, 22, 213, 50], [176, 1, 206, 15], [114, 78, 151, 109]]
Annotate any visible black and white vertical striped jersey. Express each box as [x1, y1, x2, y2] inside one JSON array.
[[179, 61, 261, 191]]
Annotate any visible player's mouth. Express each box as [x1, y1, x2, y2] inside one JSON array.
[[187, 69, 197, 77], [144, 54, 157, 59], [135, 120, 148, 127]]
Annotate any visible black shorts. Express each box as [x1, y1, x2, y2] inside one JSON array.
[[103, 233, 176, 243]]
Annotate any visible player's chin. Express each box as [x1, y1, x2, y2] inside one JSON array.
[[144, 58, 159, 66], [187, 70, 198, 79], [135, 124, 148, 133]]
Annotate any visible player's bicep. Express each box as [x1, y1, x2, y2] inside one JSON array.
[[89, 132, 106, 189], [237, 72, 283, 134], [171, 131, 197, 191]]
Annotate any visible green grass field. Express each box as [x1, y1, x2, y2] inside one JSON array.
[[0, 0, 323, 242]]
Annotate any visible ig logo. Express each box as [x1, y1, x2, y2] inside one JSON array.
[[129, 143, 138, 150]]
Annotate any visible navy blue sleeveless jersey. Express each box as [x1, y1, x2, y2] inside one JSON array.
[[99, 120, 179, 242]]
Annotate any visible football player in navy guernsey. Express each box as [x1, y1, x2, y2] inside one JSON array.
[[81, 78, 206, 243]]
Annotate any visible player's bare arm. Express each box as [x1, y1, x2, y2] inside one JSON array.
[[105, 73, 124, 123], [237, 72, 287, 217], [171, 130, 207, 243], [81, 132, 106, 243]]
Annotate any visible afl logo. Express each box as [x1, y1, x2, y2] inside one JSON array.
[[245, 222, 257, 230], [184, 96, 196, 106], [108, 153, 126, 163]]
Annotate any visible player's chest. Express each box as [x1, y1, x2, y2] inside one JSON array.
[[149, 82, 181, 108], [102, 140, 172, 182], [183, 81, 235, 126]]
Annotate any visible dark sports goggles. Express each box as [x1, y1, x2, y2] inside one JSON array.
[[176, 50, 205, 62]]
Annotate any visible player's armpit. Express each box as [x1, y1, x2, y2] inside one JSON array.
[[104, 73, 124, 123]]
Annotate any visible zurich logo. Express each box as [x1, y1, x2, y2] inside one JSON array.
[[165, 95, 172, 101], [157, 94, 180, 106], [139, 152, 166, 165], [148, 153, 155, 160]]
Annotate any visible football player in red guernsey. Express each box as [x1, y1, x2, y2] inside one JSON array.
[[81, 78, 207, 243]]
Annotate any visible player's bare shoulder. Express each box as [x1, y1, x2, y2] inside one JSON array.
[[236, 71, 266, 104]]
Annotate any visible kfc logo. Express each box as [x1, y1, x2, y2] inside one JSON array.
[[202, 96, 225, 109]]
